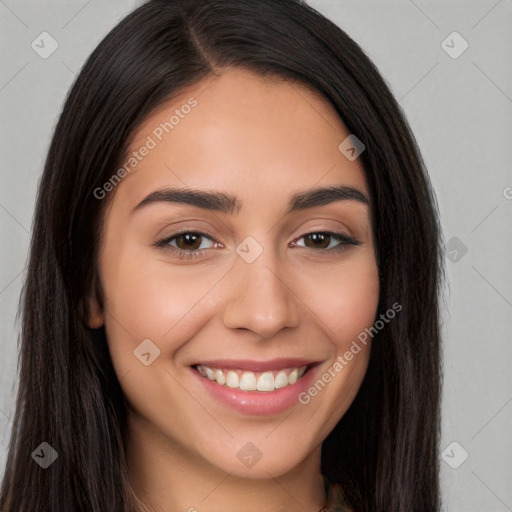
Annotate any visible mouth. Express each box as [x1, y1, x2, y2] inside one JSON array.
[[189, 359, 322, 415], [192, 364, 311, 392]]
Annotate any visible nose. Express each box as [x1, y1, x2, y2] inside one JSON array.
[[222, 247, 301, 339]]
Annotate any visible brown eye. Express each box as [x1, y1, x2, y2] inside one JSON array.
[[174, 232, 204, 250], [154, 231, 216, 257], [303, 232, 332, 249], [293, 231, 361, 254]]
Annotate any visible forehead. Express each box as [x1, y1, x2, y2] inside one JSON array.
[[113, 68, 369, 214]]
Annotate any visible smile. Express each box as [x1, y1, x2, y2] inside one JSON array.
[[195, 364, 308, 392]]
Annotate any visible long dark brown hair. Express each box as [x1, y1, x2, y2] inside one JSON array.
[[0, 0, 444, 510]]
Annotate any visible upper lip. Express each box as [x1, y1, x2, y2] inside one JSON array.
[[191, 358, 320, 372]]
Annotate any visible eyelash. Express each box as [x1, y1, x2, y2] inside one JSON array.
[[153, 228, 361, 260]]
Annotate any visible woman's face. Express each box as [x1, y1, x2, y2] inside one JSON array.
[[90, 68, 379, 480]]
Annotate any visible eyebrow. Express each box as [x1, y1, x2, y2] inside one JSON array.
[[132, 185, 369, 215]]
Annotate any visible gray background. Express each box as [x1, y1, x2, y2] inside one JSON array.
[[1, 1, 511, 510]]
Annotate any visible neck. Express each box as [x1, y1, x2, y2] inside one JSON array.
[[126, 412, 326, 512]]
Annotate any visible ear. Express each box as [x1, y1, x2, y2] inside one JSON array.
[[87, 294, 104, 329], [84, 273, 105, 329]]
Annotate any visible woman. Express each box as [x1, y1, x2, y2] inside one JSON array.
[[0, 0, 444, 510]]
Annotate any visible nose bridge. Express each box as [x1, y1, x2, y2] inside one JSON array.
[[222, 237, 300, 337]]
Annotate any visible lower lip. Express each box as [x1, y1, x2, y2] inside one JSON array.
[[191, 365, 319, 415]]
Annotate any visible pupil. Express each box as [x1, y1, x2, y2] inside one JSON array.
[[178, 233, 200, 250], [308, 233, 329, 248]]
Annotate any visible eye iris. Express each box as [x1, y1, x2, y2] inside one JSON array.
[[176, 233, 202, 250], [305, 232, 330, 249]]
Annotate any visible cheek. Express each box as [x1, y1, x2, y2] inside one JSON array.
[[100, 244, 227, 368], [286, 254, 379, 443], [299, 254, 380, 348]]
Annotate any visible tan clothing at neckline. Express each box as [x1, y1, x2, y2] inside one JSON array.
[[319, 475, 354, 512]]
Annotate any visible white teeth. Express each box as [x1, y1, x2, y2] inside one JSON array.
[[215, 369, 226, 385], [257, 371, 274, 392], [239, 372, 257, 391], [196, 365, 308, 392], [274, 371, 288, 389], [226, 371, 239, 388]]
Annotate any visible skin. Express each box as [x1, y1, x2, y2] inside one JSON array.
[[88, 68, 379, 512]]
